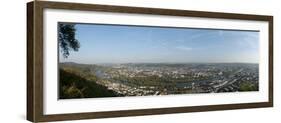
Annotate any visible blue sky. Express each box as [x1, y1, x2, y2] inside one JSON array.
[[59, 23, 259, 64]]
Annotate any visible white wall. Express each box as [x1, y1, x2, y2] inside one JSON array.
[[0, 0, 280, 122]]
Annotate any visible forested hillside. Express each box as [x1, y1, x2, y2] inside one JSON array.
[[59, 69, 119, 99]]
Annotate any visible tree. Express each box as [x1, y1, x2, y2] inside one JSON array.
[[58, 23, 80, 58]]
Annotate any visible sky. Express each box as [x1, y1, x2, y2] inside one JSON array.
[[59, 23, 259, 64]]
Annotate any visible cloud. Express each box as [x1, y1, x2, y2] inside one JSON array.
[[176, 40, 185, 43], [161, 42, 168, 46], [175, 46, 193, 51]]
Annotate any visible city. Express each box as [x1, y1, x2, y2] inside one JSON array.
[[60, 62, 259, 97]]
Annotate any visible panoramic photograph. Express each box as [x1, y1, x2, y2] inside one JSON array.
[[58, 22, 259, 99]]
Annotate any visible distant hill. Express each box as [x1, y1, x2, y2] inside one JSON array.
[[59, 69, 119, 99]]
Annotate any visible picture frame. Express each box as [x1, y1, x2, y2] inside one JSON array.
[[27, 1, 273, 122]]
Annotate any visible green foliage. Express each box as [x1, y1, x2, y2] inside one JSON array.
[[239, 82, 258, 91], [62, 83, 84, 98], [59, 69, 118, 99], [58, 23, 80, 58]]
